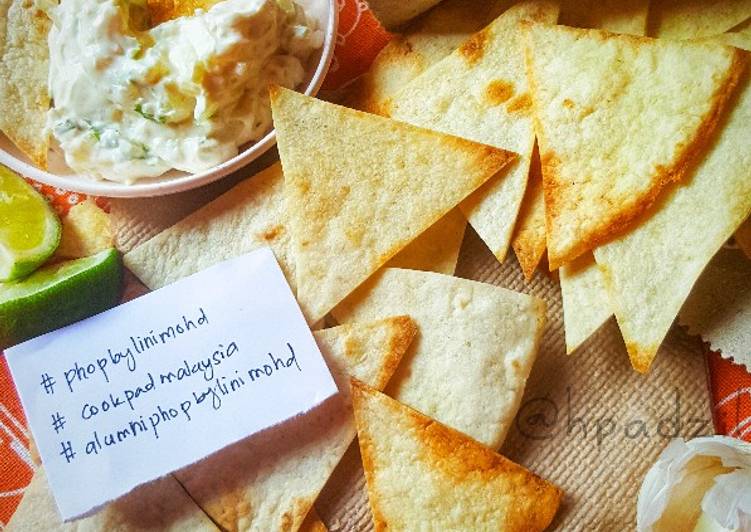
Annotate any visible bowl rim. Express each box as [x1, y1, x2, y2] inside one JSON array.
[[0, 0, 338, 198]]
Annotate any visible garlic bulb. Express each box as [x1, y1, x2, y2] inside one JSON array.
[[637, 436, 751, 531]]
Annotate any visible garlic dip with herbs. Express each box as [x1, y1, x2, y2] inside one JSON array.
[[46, 0, 322, 183]]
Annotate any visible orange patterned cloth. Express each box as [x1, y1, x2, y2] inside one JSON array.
[[1, 0, 751, 525]]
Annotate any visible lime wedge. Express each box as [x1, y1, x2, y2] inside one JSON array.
[[0, 248, 122, 348], [0, 164, 62, 281]]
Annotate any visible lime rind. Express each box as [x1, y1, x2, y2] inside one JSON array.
[[0, 248, 122, 348]]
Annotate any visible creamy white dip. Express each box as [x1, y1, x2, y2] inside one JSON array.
[[46, 0, 322, 183]]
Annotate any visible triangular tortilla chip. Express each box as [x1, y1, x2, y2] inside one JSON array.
[[523, 23, 747, 269], [125, 163, 297, 292], [556, 9, 645, 349], [705, 30, 751, 51], [385, 207, 466, 274], [343, 0, 511, 274], [593, 40, 751, 372], [511, 143, 546, 280], [176, 316, 416, 531], [270, 87, 516, 323], [343, 0, 510, 114], [333, 268, 545, 448], [560, 253, 612, 353], [7, 468, 217, 531], [513, 1, 651, 279], [351, 380, 563, 531], [737, 217, 751, 259], [0, 0, 50, 168], [560, 0, 649, 35], [387, 2, 559, 264], [649, 0, 751, 39]]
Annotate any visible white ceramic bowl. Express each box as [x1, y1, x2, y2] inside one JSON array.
[[0, 0, 337, 198]]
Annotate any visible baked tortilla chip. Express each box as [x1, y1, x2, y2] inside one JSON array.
[[705, 31, 751, 50], [343, 1, 510, 276], [560, 253, 611, 354], [385, 207, 466, 274], [593, 40, 751, 373], [7, 468, 217, 531], [343, 0, 510, 114], [523, 23, 747, 269], [343, 0, 511, 274], [270, 86, 516, 323], [511, 144, 546, 280], [352, 381, 563, 531], [560, 0, 648, 35], [334, 268, 545, 449], [649, 0, 751, 39], [125, 163, 297, 291], [55, 200, 114, 260], [387, 1, 558, 264], [176, 317, 417, 532], [556, 9, 645, 348], [737, 217, 751, 259], [0, 0, 50, 168]]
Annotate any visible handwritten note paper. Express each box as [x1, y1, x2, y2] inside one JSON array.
[[6, 247, 338, 520]]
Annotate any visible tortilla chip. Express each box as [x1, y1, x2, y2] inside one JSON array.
[[176, 317, 417, 532], [560, 253, 611, 354], [556, 7, 646, 351], [386, 207, 466, 274], [523, 23, 747, 269], [55, 200, 113, 260], [649, 0, 751, 39], [560, 0, 649, 35], [333, 268, 545, 449], [511, 144, 546, 280], [386, 2, 558, 265], [343, 1, 510, 276], [351, 380, 563, 531], [0, 0, 50, 168], [704, 31, 751, 50], [124, 163, 297, 292], [147, 0, 219, 25], [593, 41, 751, 373], [343, 0, 510, 114], [270, 87, 516, 323], [7, 468, 217, 531], [365, 0, 444, 30], [299, 508, 327, 532], [737, 217, 751, 259], [342, 1, 511, 274]]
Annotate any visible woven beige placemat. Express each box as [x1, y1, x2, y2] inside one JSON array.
[[112, 168, 712, 531]]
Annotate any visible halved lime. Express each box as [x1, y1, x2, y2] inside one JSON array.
[[0, 248, 122, 348], [0, 165, 62, 281]]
